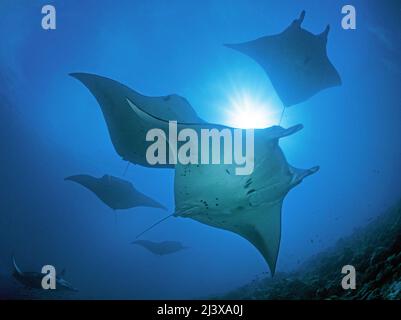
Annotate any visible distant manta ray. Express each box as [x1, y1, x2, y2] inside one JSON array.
[[132, 240, 188, 255], [12, 257, 78, 292], [71, 73, 318, 275], [225, 10, 342, 107], [65, 174, 166, 211]]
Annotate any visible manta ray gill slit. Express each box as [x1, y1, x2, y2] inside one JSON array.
[[224, 91, 281, 129]]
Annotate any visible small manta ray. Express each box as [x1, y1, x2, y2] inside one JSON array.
[[132, 240, 188, 255], [71, 73, 319, 275], [225, 10, 342, 107], [12, 257, 77, 292], [65, 174, 166, 211]]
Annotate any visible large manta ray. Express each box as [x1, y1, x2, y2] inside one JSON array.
[[225, 11, 342, 107], [71, 73, 318, 275]]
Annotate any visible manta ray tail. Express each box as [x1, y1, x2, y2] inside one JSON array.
[[135, 214, 175, 239]]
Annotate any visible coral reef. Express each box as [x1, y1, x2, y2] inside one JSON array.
[[218, 199, 401, 300]]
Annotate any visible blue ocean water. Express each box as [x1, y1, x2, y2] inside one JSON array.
[[0, 0, 400, 299]]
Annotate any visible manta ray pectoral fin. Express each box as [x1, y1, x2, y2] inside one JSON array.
[[70, 73, 141, 162], [12, 256, 23, 275], [223, 43, 241, 51], [235, 201, 282, 276], [70, 73, 203, 167]]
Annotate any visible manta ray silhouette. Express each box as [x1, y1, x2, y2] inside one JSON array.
[[71, 73, 318, 275], [132, 240, 188, 255], [12, 257, 77, 292], [65, 174, 166, 211], [225, 10, 342, 107]]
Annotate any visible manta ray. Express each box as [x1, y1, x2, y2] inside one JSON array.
[[65, 174, 166, 211], [12, 257, 77, 292], [225, 11, 342, 107], [70, 73, 205, 168], [71, 73, 318, 275], [132, 240, 188, 255]]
